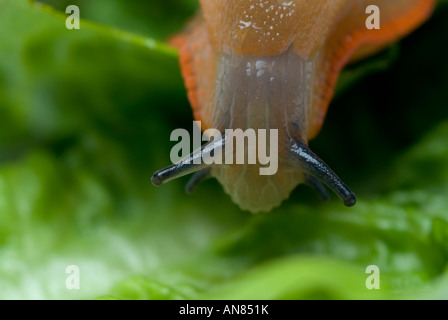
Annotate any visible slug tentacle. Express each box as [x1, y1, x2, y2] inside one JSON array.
[[151, 136, 225, 186], [304, 174, 330, 202], [185, 168, 212, 194], [289, 138, 356, 207]]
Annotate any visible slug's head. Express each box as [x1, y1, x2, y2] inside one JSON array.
[[151, 130, 356, 212], [152, 0, 359, 212], [152, 5, 357, 212]]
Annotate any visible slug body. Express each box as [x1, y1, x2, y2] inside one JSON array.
[[153, 0, 435, 213]]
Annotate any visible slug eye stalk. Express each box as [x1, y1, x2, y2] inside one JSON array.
[[151, 136, 225, 187], [289, 138, 356, 207]]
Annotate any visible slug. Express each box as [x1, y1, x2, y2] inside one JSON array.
[[152, 0, 435, 213]]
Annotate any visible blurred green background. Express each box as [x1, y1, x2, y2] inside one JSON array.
[[1, 0, 448, 299]]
